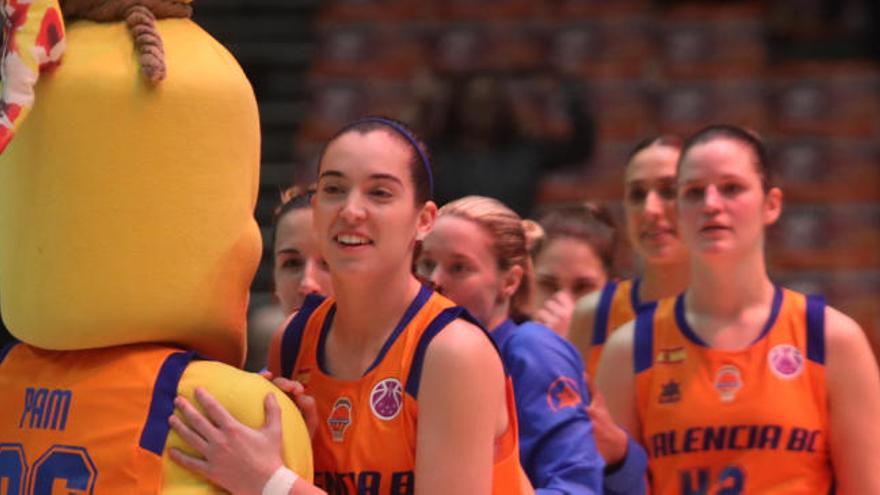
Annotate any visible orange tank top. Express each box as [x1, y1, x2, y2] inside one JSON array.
[[269, 285, 528, 495], [634, 287, 832, 494], [586, 278, 642, 376], [0, 342, 195, 493]]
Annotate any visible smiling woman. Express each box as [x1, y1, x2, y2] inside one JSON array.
[[569, 135, 689, 378], [168, 117, 534, 495]]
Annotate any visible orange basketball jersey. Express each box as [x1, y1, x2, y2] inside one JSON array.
[[587, 278, 644, 376], [634, 287, 832, 494], [0, 342, 195, 493], [268, 285, 529, 495]]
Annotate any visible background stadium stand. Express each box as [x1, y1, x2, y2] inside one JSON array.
[[197, 0, 880, 356]]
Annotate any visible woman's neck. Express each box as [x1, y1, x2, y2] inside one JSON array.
[[682, 249, 776, 349], [329, 269, 422, 350], [485, 301, 513, 333], [688, 249, 772, 317], [640, 259, 690, 301]]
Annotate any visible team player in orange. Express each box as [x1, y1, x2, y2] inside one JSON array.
[[168, 117, 532, 494], [598, 124, 880, 493], [247, 186, 335, 371], [568, 136, 689, 482], [271, 186, 334, 316], [569, 135, 690, 379]]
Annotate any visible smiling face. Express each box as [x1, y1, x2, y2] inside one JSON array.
[[313, 129, 436, 280], [624, 144, 689, 266], [417, 215, 517, 328], [273, 208, 333, 315], [677, 138, 782, 259]]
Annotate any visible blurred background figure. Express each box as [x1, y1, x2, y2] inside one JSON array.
[[570, 135, 690, 377], [193, 0, 880, 357], [270, 186, 332, 316], [245, 185, 333, 372], [415, 72, 595, 217], [531, 203, 617, 337]]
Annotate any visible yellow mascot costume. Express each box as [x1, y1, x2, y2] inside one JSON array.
[[0, 0, 313, 492]]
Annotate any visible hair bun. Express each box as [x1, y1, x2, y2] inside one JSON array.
[[521, 219, 545, 253]]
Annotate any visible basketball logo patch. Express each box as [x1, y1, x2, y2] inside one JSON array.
[[769, 344, 803, 379], [370, 377, 403, 420], [328, 397, 352, 442], [714, 364, 743, 403], [546, 376, 582, 412]]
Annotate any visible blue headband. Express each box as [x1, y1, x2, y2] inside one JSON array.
[[351, 116, 434, 198]]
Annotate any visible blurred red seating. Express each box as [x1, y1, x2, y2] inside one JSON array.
[[769, 61, 880, 138], [311, 24, 428, 78], [656, 79, 767, 135], [318, 0, 426, 22], [770, 138, 880, 203], [768, 203, 880, 270], [586, 79, 656, 140], [548, 17, 654, 78]]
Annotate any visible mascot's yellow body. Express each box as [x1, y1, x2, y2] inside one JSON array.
[[0, 3, 312, 493]]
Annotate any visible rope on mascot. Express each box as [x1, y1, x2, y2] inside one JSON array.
[[60, 0, 193, 83]]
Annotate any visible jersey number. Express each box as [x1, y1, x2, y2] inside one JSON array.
[[0, 444, 97, 495], [680, 465, 744, 495]]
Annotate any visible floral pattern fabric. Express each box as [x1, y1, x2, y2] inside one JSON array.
[[1, 0, 65, 152]]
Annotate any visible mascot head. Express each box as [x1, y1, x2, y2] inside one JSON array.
[[0, 0, 261, 366]]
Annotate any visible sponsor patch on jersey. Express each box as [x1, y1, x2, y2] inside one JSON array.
[[714, 364, 743, 402], [328, 397, 353, 442], [546, 376, 582, 412], [768, 344, 804, 379], [656, 346, 687, 364], [370, 377, 403, 420], [658, 379, 681, 404]]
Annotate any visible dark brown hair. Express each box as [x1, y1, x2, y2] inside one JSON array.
[[534, 203, 617, 274], [678, 124, 772, 191], [317, 116, 433, 204], [626, 134, 684, 165]]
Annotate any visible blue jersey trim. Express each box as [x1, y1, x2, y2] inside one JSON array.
[[592, 281, 619, 346], [316, 284, 433, 377], [405, 306, 482, 399], [806, 294, 826, 364], [633, 304, 657, 374], [280, 293, 325, 379], [675, 285, 783, 348], [629, 277, 644, 309], [315, 305, 337, 375], [0, 339, 19, 366], [139, 350, 197, 455], [364, 284, 432, 375]]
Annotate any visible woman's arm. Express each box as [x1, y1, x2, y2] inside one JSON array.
[[825, 306, 880, 493], [595, 322, 648, 495], [596, 322, 640, 437], [168, 387, 325, 495], [504, 324, 603, 493], [415, 319, 507, 494], [568, 291, 601, 367]]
